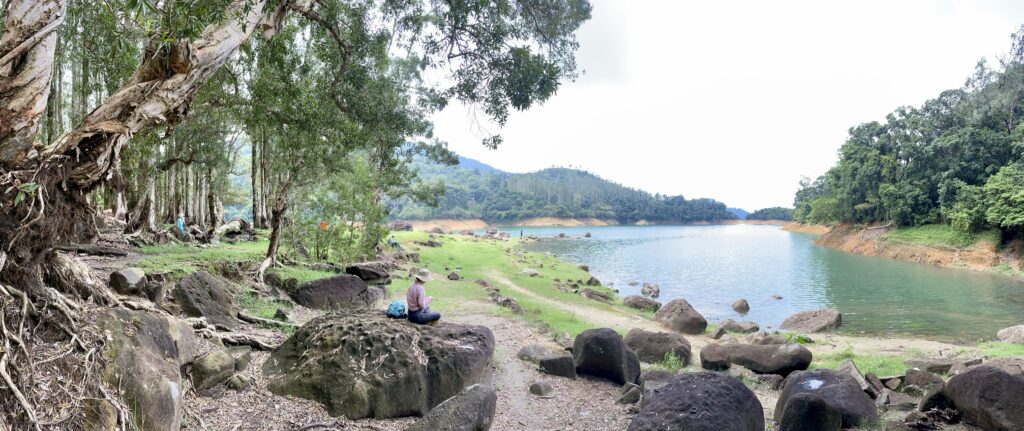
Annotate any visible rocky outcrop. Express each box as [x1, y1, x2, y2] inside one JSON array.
[[405, 384, 497, 431], [110, 267, 146, 295], [344, 263, 391, 285], [775, 369, 878, 429], [997, 325, 1024, 344], [653, 299, 707, 335], [623, 328, 691, 365], [192, 346, 252, 392], [623, 295, 661, 311], [287, 274, 385, 310], [780, 308, 842, 333], [629, 372, 764, 431], [263, 312, 495, 419], [173, 270, 238, 329], [943, 365, 1024, 430], [719, 319, 759, 334], [97, 309, 198, 431], [580, 287, 613, 303], [700, 343, 811, 376], [573, 328, 640, 385]]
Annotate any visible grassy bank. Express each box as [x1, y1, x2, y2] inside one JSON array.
[[881, 224, 1000, 249]]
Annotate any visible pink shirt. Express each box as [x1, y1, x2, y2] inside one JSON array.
[[406, 281, 431, 312]]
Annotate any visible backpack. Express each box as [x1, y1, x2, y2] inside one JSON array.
[[386, 300, 407, 318]]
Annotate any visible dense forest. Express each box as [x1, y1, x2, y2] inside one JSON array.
[[793, 26, 1024, 238], [388, 157, 738, 223], [747, 207, 794, 221]]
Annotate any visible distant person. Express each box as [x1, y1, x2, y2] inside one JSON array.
[[520, 229, 523, 238], [176, 213, 186, 233], [406, 269, 441, 325], [387, 235, 402, 250]]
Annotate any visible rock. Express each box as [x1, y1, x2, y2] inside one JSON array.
[[406, 384, 497, 431], [904, 369, 943, 391], [145, 282, 167, 304], [474, 279, 492, 288], [287, 274, 385, 311], [746, 331, 788, 345], [585, 276, 601, 286], [580, 287, 613, 303], [618, 384, 642, 404], [390, 220, 413, 231], [517, 344, 553, 363], [227, 374, 251, 391], [227, 346, 252, 371], [778, 392, 843, 431], [578, 264, 590, 271], [653, 299, 707, 335], [429, 226, 445, 234], [772, 294, 783, 300], [837, 359, 872, 395], [905, 358, 955, 374], [192, 349, 236, 391], [264, 312, 495, 419], [628, 372, 764, 431], [779, 308, 842, 333], [732, 298, 750, 313], [573, 328, 641, 385], [83, 398, 118, 431], [918, 384, 953, 412], [519, 268, 540, 277], [529, 381, 554, 397], [944, 365, 1024, 430], [884, 377, 902, 391], [273, 308, 290, 322], [997, 325, 1024, 343], [985, 356, 1024, 377], [584, 232, 592, 238], [719, 343, 812, 376], [775, 369, 878, 429], [719, 319, 760, 334], [447, 271, 461, 281], [623, 295, 661, 311], [640, 369, 675, 385], [173, 270, 238, 329], [640, 283, 660, 298], [711, 326, 727, 340], [623, 328, 691, 365], [756, 374, 785, 390], [493, 295, 524, 313], [538, 353, 576, 379], [97, 309, 198, 431], [265, 271, 284, 289], [865, 373, 886, 395], [344, 264, 391, 285], [700, 343, 731, 371], [110, 268, 146, 295]]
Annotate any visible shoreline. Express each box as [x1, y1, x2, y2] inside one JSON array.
[[401, 217, 791, 231]]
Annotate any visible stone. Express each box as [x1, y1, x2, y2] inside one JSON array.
[[406, 384, 497, 431], [97, 309, 198, 431], [145, 282, 166, 304], [623, 295, 661, 311], [904, 369, 944, 391], [516, 344, 553, 363], [997, 324, 1024, 344], [192, 349, 236, 391], [446, 271, 461, 281], [474, 279, 492, 288], [624, 328, 691, 365], [837, 359, 872, 395], [865, 373, 886, 396], [519, 268, 540, 277], [110, 268, 146, 295], [640, 369, 675, 385], [719, 319, 760, 334], [720, 343, 812, 377], [83, 398, 118, 431], [653, 299, 707, 335], [732, 298, 750, 313], [778, 392, 843, 431], [746, 331, 788, 345], [580, 287, 613, 303], [493, 295, 524, 313], [538, 353, 576, 379], [772, 294, 784, 300], [529, 381, 554, 397], [640, 283, 660, 298], [775, 369, 878, 429], [628, 372, 764, 431], [573, 328, 641, 385], [227, 346, 252, 371], [344, 263, 391, 285], [578, 264, 590, 272], [273, 308, 290, 322], [227, 374, 251, 391], [779, 308, 842, 333], [883, 376, 903, 391], [711, 326, 727, 340], [905, 358, 956, 374], [618, 385, 642, 404], [264, 272, 284, 289], [985, 356, 1024, 377], [173, 270, 238, 329], [944, 365, 1024, 430], [700, 343, 731, 371], [756, 374, 785, 390], [263, 312, 494, 419], [585, 276, 601, 286], [390, 220, 413, 231], [287, 274, 385, 311]]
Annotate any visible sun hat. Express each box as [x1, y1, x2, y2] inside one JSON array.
[[414, 269, 433, 282]]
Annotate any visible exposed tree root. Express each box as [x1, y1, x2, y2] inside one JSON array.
[[186, 317, 279, 350]]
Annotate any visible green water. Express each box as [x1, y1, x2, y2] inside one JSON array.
[[506, 224, 1024, 340]]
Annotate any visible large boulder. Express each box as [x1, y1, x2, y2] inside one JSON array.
[[623, 295, 661, 311], [700, 343, 731, 371], [287, 274, 385, 310], [628, 372, 764, 431], [263, 312, 495, 419], [345, 263, 392, 285], [654, 299, 707, 335], [623, 328, 691, 365], [944, 365, 1024, 430], [775, 369, 878, 429], [780, 308, 842, 333], [110, 268, 146, 295], [997, 325, 1024, 344], [725, 343, 812, 376], [173, 270, 238, 329], [97, 309, 198, 431], [192, 349, 236, 392], [777, 393, 842, 431], [573, 328, 641, 385], [405, 384, 497, 431], [719, 319, 759, 334]]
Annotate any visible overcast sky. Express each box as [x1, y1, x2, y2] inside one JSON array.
[[430, 0, 1024, 211]]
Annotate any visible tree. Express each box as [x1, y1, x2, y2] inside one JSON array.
[[983, 162, 1024, 230]]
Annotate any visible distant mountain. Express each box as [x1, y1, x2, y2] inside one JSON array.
[[727, 207, 749, 220], [388, 155, 737, 223]]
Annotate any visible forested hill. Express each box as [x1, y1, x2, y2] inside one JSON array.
[[388, 157, 737, 223]]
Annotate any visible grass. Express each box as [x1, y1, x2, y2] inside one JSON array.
[[882, 224, 999, 249], [810, 347, 907, 376], [137, 240, 267, 274], [977, 341, 1024, 357], [659, 351, 685, 372], [271, 266, 336, 284]]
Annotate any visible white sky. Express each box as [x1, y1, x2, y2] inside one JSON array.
[[430, 0, 1024, 211]]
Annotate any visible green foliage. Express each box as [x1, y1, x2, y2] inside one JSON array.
[[746, 207, 793, 221], [660, 351, 685, 372], [977, 341, 1024, 357], [810, 347, 906, 377], [882, 224, 998, 248], [236, 289, 292, 320], [983, 163, 1024, 230]]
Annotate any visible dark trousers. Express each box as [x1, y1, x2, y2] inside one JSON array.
[[408, 307, 441, 324]]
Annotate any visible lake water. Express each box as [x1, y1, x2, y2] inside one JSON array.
[[501, 224, 1024, 340]]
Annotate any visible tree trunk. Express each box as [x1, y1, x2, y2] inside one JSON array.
[[257, 171, 294, 280], [0, 0, 67, 166], [251, 131, 261, 226]]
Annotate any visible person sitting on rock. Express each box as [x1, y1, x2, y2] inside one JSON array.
[[387, 235, 402, 251], [407, 269, 441, 325]]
